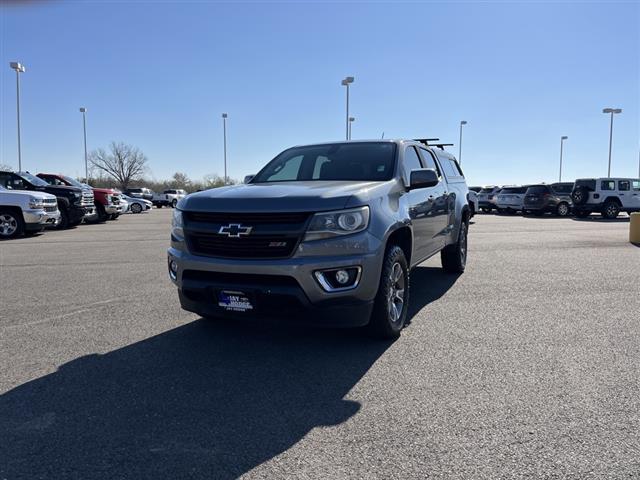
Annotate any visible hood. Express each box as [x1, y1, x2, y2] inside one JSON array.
[[37, 184, 83, 196], [92, 187, 117, 194], [0, 189, 57, 200], [181, 180, 395, 212]]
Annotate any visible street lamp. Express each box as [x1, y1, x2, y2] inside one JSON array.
[[602, 108, 622, 176], [79, 108, 88, 181], [348, 116, 355, 140], [10, 61, 26, 171], [341, 76, 354, 140], [458, 120, 467, 164], [222, 113, 228, 184], [559, 136, 568, 182]]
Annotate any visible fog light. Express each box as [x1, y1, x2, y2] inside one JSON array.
[[168, 258, 178, 280], [335, 270, 350, 285], [314, 266, 361, 292]]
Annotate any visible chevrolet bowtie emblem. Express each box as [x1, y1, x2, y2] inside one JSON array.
[[218, 223, 253, 238]]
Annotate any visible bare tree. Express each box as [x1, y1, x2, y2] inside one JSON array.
[[170, 172, 191, 189], [89, 142, 148, 190], [0, 163, 14, 171]]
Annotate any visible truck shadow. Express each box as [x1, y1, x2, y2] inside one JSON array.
[[0, 321, 392, 479], [406, 266, 460, 322]]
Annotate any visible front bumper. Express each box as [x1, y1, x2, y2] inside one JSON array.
[[104, 204, 123, 214], [23, 209, 60, 230], [83, 206, 97, 221], [168, 232, 385, 326]]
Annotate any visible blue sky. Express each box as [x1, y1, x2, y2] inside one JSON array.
[[1, 1, 638, 186]]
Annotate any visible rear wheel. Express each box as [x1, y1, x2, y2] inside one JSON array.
[[0, 209, 24, 239], [602, 200, 620, 219], [441, 218, 468, 273], [556, 202, 570, 217], [367, 245, 409, 339]]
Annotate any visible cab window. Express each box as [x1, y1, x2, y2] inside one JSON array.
[[418, 148, 442, 178], [633, 181, 640, 191], [601, 180, 616, 191], [618, 180, 630, 191], [403, 147, 423, 183]]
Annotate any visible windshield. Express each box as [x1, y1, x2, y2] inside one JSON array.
[[18, 172, 49, 187], [252, 142, 397, 183], [62, 175, 85, 188]]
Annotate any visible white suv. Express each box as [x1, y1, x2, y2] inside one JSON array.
[[572, 178, 640, 219]]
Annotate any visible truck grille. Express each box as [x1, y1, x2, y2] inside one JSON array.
[[44, 205, 58, 212], [81, 191, 94, 207], [184, 211, 311, 259]]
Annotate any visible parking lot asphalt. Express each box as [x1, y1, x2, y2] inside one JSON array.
[[1, 209, 638, 479]]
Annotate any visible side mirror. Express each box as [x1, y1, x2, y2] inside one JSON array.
[[409, 168, 439, 190], [244, 174, 255, 184]]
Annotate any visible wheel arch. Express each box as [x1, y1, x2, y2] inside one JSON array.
[[385, 225, 413, 267]]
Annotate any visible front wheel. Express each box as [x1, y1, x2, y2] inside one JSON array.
[[602, 200, 620, 219], [556, 202, 570, 217], [441, 219, 468, 273], [367, 245, 409, 339], [171, 199, 178, 208], [131, 203, 143, 214], [0, 209, 24, 239]]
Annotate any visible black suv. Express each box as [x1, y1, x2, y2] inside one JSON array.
[[523, 183, 573, 217], [0, 171, 86, 228]]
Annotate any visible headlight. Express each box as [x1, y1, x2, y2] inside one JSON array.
[[171, 209, 184, 240], [304, 206, 370, 242], [29, 196, 44, 209]]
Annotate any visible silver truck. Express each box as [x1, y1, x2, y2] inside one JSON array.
[[0, 185, 60, 239], [168, 140, 470, 338]]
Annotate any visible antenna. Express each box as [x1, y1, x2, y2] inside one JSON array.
[[381, 132, 385, 139]]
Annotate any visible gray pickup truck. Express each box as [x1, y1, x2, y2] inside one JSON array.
[[168, 140, 470, 338]]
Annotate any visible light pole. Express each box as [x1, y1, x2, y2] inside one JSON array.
[[348, 116, 355, 140], [222, 113, 228, 184], [602, 108, 622, 177], [458, 120, 467, 164], [10, 62, 26, 171], [341, 76, 354, 140], [559, 136, 568, 182], [79, 108, 88, 181]]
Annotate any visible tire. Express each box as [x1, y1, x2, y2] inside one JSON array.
[[96, 204, 109, 222], [441, 218, 468, 274], [171, 199, 178, 208], [131, 202, 143, 214], [0, 209, 24, 239], [367, 245, 410, 340], [572, 187, 588, 206], [556, 202, 570, 217], [574, 210, 590, 219], [602, 200, 620, 219], [57, 208, 70, 229]]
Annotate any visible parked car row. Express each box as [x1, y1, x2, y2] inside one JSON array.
[[0, 170, 155, 239], [125, 187, 186, 208], [471, 177, 640, 219]]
